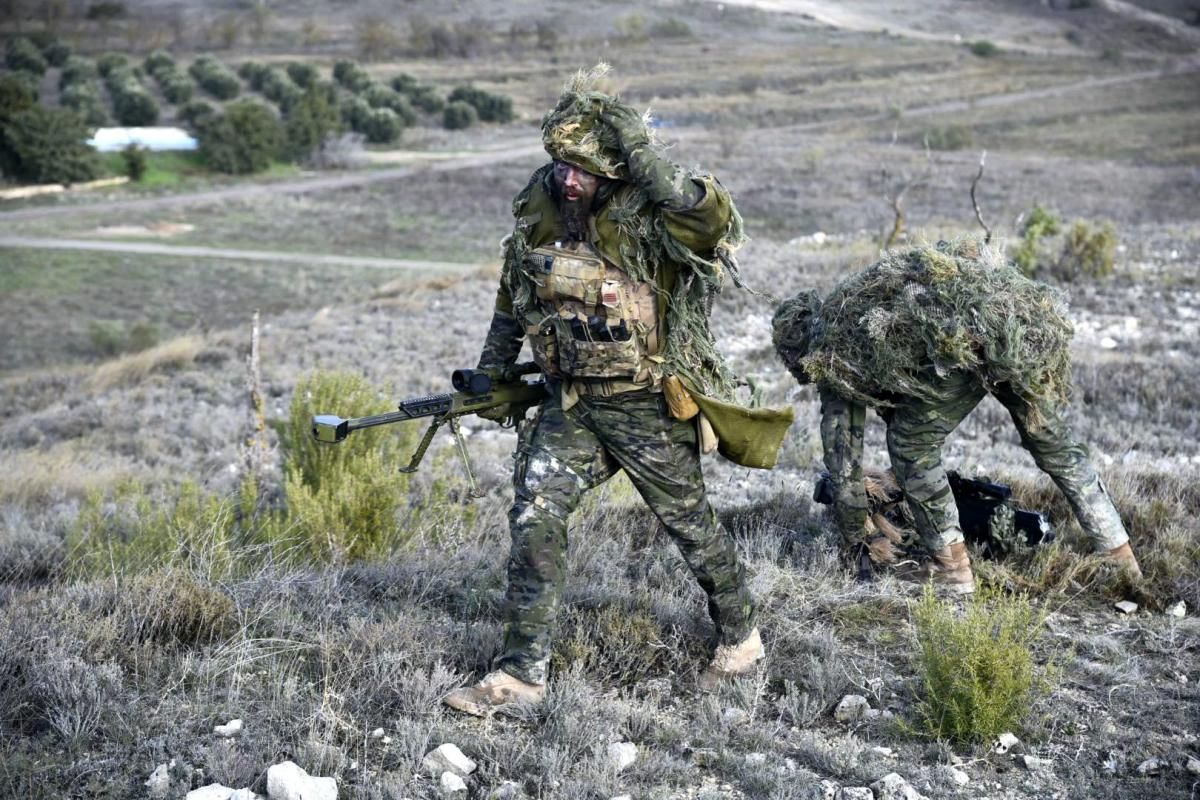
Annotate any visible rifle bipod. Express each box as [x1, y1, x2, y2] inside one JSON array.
[[398, 414, 483, 498]]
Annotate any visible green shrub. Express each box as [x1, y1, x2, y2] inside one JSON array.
[[0, 72, 37, 117], [112, 85, 159, 126], [121, 144, 147, 182], [447, 85, 513, 123], [968, 40, 1000, 57], [178, 99, 217, 131], [96, 52, 128, 78], [391, 74, 444, 113], [59, 55, 98, 89], [189, 56, 241, 100], [1012, 205, 1060, 276], [363, 83, 416, 125], [390, 72, 419, 94], [332, 59, 371, 93], [442, 100, 477, 130], [142, 49, 174, 75], [5, 38, 48, 76], [199, 99, 282, 174], [339, 95, 372, 131], [911, 585, 1055, 744], [0, 106, 99, 185], [87, 319, 126, 357], [157, 70, 195, 105], [362, 107, 402, 144], [1056, 220, 1116, 281], [259, 66, 303, 112], [281, 370, 415, 562], [650, 17, 693, 38], [923, 124, 973, 150], [285, 61, 318, 89], [237, 60, 269, 89], [284, 85, 341, 162], [42, 41, 71, 68]]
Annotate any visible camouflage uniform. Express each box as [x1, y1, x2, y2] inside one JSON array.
[[820, 370, 1130, 556], [476, 127, 756, 687]]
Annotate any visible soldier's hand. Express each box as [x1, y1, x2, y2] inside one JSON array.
[[476, 403, 512, 424], [599, 103, 650, 153]]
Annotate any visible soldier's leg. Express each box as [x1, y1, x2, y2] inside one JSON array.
[[585, 393, 755, 646], [819, 387, 869, 548], [496, 399, 616, 685], [992, 387, 1129, 553], [885, 373, 987, 552]]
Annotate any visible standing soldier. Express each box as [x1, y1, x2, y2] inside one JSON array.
[[444, 66, 792, 716], [772, 240, 1141, 595]]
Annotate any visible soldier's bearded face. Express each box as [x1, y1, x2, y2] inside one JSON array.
[[553, 160, 601, 207]]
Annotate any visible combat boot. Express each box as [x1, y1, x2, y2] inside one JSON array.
[[1104, 542, 1143, 580], [443, 669, 545, 717], [916, 541, 976, 595], [698, 627, 764, 690]]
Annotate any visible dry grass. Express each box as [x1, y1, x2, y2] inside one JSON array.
[[85, 335, 207, 391]]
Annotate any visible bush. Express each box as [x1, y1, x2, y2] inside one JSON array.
[[339, 95, 372, 131], [0, 73, 38, 117], [1056, 220, 1117, 281], [284, 85, 341, 162], [157, 70, 195, 105], [650, 17, 693, 38], [442, 100, 477, 130], [237, 60, 269, 90], [112, 85, 159, 126], [42, 41, 71, 68], [281, 371, 415, 561], [142, 49, 174, 75], [59, 55, 98, 89], [363, 83, 416, 126], [362, 107, 402, 144], [912, 585, 1055, 744], [189, 56, 241, 101], [96, 52, 128, 78], [60, 83, 109, 127], [447, 85, 513, 123], [5, 38, 48, 76], [1013, 205, 1060, 276], [968, 40, 1000, 57], [923, 124, 973, 150], [121, 144, 147, 182], [392, 74, 444, 113], [178, 99, 217, 131], [333, 59, 372, 93], [0, 106, 99, 185], [259, 66, 303, 112], [285, 61, 318, 89], [199, 99, 282, 174]]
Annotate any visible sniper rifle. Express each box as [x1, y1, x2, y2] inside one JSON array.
[[312, 362, 546, 496]]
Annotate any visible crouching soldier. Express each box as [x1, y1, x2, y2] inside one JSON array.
[[772, 240, 1141, 595], [444, 66, 793, 716]]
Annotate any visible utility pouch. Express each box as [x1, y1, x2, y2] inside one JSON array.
[[663, 375, 700, 420], [554, 315, 642, 379], [529, 247, 607, 305], [526, 318, 559, 376]]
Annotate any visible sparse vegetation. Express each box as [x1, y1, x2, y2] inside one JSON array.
[[447, 85, 514, 123], [968, 39, 1000, 57]]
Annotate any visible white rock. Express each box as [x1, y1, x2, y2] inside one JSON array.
[[1136, 757, 1167, 775], [214, 719, 244, 738], [745, 752, 767, 765], [871, 746, 896, 757], [1187, 756, 1200, 775], [870, 772, 928, 800], [1100, 336, 1118, 349], [944, 766, 969, 786], [812, 232, 827, 245], [609, 796, 632, 800], [381, 736, 392, 744], [370, 728, 385, 739], [145, 764, 171, 799], [1114, 600, 1138, 615], [422, 743, 477, 778], [722, 707, 750, 726], [1023, 755, 1054, 775], [266, 761, 337, 800], [834, 694, 870, 722], [440, 771, 467, 794], [993, 732, 1020, 755], [863, 707, 894, 720], [839, 789, 873, 800], [186, 785, 234, 800], [1167, 601, 1187, 618], [229, 791, 260, 800], [487, 782, 521, 800], [607, 741, 638, 771], [817, 780, 840, 799]]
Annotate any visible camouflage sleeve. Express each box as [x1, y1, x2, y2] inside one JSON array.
[[477, 287, 524, 371], [819, 385, 869, 547], [627, 144, 705, 210], [661, 175, 734, 255]]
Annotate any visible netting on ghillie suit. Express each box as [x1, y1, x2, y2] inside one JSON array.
[[774, 240, 1075, 425]]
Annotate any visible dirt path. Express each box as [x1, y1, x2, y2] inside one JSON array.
[[0, 142, 544, 223], [0, 236, 482, 272]]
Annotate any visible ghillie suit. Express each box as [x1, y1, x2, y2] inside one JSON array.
[[455, 66, 781, 703], [773, 241, 1136, 585]]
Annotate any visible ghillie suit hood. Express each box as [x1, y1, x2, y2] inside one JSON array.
[[773, 240, 1075, 425], [505, 64, 749, 399]]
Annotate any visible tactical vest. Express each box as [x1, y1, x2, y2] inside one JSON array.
[[522, 241, 662, 392]]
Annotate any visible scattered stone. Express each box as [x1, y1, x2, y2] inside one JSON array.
[[993, 732, 1020, 755], [607, 741, 638, 771], [1023, 755, 1054, 776], [1167, 601, 1187, 618], [214, 719, 243, 738], [1186, 756, 1200, 775], [839, 789, 873, 800], [382, 736, 392, 745], [186, 785, 234, 800], [871, 746, 896, 758], [1137, 757, 1168, 775], [422, 744, 477, 778], [145, 764, 171, 799], [834, 694, 870, 722], [440, 772, 467, 795], [816, 780, 840, 799], [745, 752, 767, 766], [1114, 600, 1138, 615], [266, 761, 337, 800], [864, 707, 895, 721], [870, 773, 928, 800], [722, 707, 750, 726], [370, 728, 385, 739], [488, 781, 522, 800], [783, 757, 798, 772], [943, 766, 969, 786]]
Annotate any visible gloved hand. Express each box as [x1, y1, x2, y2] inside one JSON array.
[[476, 403, 512, 424], [600, 102, 701, 209], [599, 103, 650, 155]]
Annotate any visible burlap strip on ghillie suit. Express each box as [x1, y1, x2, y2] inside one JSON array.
[[504, 63, 750, 400], [797, 240, 1074, 426]]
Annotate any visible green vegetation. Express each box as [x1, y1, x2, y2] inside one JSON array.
[[1013, 207, 1117, 281], [448, 85, 514, 123], [120, 144, 147, 182], [189, 56, 241, 101], [198, 99, 283, 175], [5, 37, 48, 75], [332, 59, 372, 93], [968, 40, 1000, 57], [1013, 205, 1061, 275], [443, 99, 478, 130], [911, 585, 1055, 744], [0, 104, 99, 185], [105, 66, 159, 126], [284, 85, 341, 162], [923, 124, 973, 150]]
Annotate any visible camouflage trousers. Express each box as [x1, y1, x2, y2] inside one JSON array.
[[820, 372, 1129, 555], [496, 388, 756, 686]]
